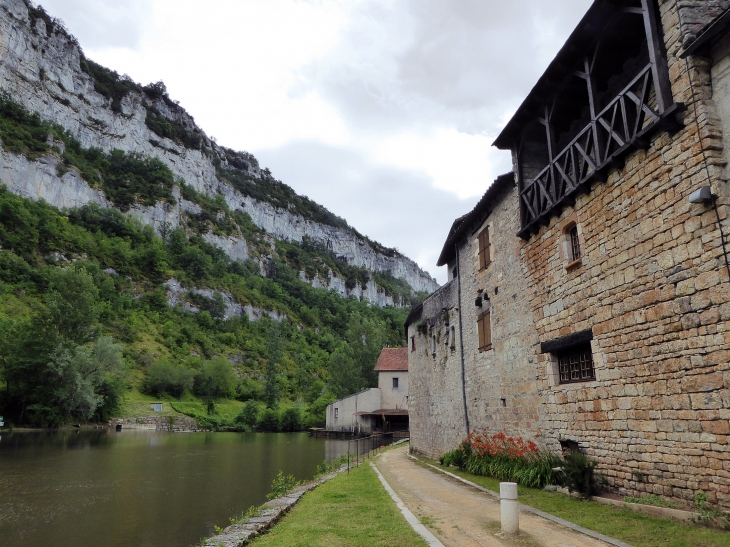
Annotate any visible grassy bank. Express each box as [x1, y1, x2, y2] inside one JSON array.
[[249, 461, 428, 547], [420, 458, 730, 547]]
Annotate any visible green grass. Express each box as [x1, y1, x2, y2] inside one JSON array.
[[420, 458, 730, 547], [249, 463, 428, 547]]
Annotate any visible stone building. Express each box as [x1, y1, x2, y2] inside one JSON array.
[[407, 0, 730, 509], [326, 347, 409, 433]]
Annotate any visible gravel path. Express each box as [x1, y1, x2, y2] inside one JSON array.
[[373, 446, 616, 547]]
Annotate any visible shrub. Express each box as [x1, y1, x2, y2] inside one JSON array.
[[258, 408, 280, 432], [561, 450, 599, 496], [143, 361, 194, 397], [280, 407, 303, 432], [235, 399, 259, 429], [266, 470, 300, 500]]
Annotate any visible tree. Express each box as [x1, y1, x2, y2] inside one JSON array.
[[264, 323, 283, 409], [236, 399, 259, 429], [195, 356, 237, 399], [44, 336, 123, 424], [280, 407, 303, 432], [258, 407, 280, 432], [44, 265, 100, 344], [327, 345, 361, 399]]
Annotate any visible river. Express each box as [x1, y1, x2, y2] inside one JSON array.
[[0, 429, 350, 547]]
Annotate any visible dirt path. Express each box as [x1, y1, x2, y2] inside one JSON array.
[[372, 446, 615, 547]]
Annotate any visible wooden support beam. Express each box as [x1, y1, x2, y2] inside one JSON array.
[[641, 0, 673, 112]]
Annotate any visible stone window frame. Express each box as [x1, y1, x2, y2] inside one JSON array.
[[449, 325, 456, 349], [411, 335, 416, 352], [392, 377, 399, 390], [545, 338, 603, 388], [431, 333, 437, 356], [334, 407, 339, 419], [560, 213, 583, 272]]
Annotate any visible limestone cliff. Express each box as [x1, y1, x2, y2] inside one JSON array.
[[0, 0, 439, 304]]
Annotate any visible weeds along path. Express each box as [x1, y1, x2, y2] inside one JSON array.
[[373, 445, 615, 547]]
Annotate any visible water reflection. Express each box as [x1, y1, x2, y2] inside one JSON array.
[[0, 430, 349, 547]]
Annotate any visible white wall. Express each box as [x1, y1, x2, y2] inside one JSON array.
[[325, 388, 381, 433], [378, 371, 408, 410]]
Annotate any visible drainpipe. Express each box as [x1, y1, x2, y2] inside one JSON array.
[[455, 244, 470, 435]]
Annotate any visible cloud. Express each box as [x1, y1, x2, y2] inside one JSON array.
[[38, 0, 151, 51], [297, 0, 594, 136], [254, 140, 478, 283]]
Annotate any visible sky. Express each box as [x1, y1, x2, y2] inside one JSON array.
[[38, 0, 594, 284]]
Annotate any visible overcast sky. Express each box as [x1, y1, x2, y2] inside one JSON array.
[[39, 0, 593, 284]]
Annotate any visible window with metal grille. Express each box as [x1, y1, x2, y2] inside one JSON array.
[[477, 311, 491, 352], [478, 227, 491, 270], [558, 344, 594, 383], [392, 377, 399, 389], [569, 225, 581, 261]]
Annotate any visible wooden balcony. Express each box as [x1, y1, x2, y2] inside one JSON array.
[[517, 63, 683, 238]]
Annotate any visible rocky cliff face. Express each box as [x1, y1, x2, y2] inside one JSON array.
[[0, 0, 439, 302]]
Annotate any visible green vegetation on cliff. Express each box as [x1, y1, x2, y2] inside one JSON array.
[[0, 185, 409, 428]]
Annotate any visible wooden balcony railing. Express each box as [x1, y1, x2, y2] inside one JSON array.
[[518, 64, 684, 237]]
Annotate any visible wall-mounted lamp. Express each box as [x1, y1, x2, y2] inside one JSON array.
[[689, 186, 714, 204]]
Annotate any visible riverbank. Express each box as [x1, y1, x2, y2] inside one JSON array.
[[247, 460, 429, 547]]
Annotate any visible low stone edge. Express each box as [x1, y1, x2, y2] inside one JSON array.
[[370, 461, 445, 547], [201, 467, 345, 547], [410, 455, 637, 547]]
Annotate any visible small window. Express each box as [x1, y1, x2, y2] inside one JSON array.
[[431, 334, 437, 355], [558, 344, 595, 383], [392, 377, 399, 389], [569, 225, 581, 261], [477, 311, 491, 352], [411, 336, 415, 352], [452, 266, 458, 279], [450, 325, 456, 348], [478, 227, 491, 270], [334, 408, 339, 418]]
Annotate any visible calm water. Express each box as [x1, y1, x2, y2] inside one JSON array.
[[0, 430, 349, 547]]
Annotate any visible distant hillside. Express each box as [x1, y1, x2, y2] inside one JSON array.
[[0, 0, 436, 429]]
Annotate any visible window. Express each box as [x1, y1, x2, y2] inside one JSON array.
[[477, 311, 491, 352], [392, 377, 399, 389], [449, 325, 456, 348], [558, 344, 595, 383], [411, 336, 415, 352], [478, 226, 491, 270], [569, 225, 581, 261], [431, 334, 437, 355], [452, 266, 458, 279], [334, 408, 339, 418]]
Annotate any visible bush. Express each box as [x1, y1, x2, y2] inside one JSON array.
[[266, 471, 300, 500], [235, 399, 259, 429], [143, 362, 194, 398], [280, 407, 303, 432], [194, 356, 238, 399], [561, 450, 600, 497], [258, 408, 280, 432]]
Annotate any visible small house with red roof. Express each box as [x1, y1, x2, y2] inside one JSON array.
[[325, 347, 409, 435]]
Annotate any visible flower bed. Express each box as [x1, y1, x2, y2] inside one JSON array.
[[439, 430, 561, 488]]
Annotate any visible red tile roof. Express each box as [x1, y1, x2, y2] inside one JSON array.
[[374, 347, 408, 372]]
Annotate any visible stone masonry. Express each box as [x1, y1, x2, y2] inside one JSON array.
[[408, 0, 730, 510]]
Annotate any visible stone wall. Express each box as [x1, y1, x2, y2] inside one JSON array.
[[408, 183, 547, 459], [409, 0, 730, 509]]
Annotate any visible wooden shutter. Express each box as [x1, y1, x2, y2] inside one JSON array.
[[478, 227, 490, 270], [478, 311, 491, 351]]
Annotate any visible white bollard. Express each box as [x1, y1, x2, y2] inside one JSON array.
[[500, 482, 519, 535]]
